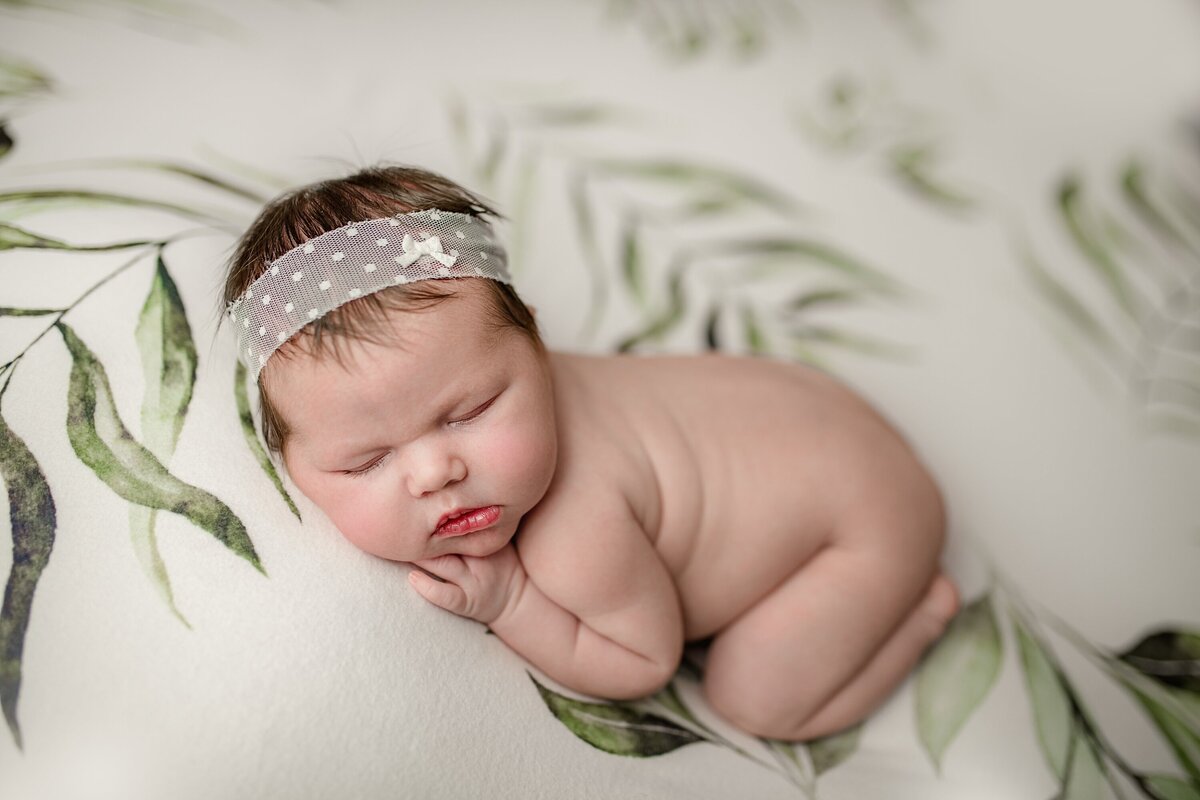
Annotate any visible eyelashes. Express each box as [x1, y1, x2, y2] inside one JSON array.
[[448, 394, 498, 427], [344, 454, 386, 477], [341, 393, 500, 478]]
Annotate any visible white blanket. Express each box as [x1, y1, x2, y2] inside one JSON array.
[[0, 1, 1196, 798]]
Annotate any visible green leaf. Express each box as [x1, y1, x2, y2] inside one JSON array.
[[1128, 685, 1200, 784], [915, 593, 1003, 771], [615, 258, 688, 352], [132, 255, 199, 624], [786, 287, 864, 314], [1066, 631, 1200, 782], [0, 307, 60, 317], [50, 158, 267, 204], [739, 303, 767, 354], [650, 681, 705, 730], [889, 144, 975, 211], [1145, 774, 1200, 800], [0, 56, 52, 100], [702, 304, 722, 350], [591, 158, 799, 216], [136, 254, 197, 460], [0, 221, 152, 253], [808, 723, 862, 776], [568, 171, 608, 342], [1122, 160, 1199, 257], [57, 322, 264, 573], [477, 124, 508, 192], [235, 360, 300, 520], [531, 673, 704, 757], [1012, 612, 1072, 780], [515, 103, 630, 127], [0, 412, 56, 750], [707, 237, 904, 295], [1058, 175, 1137, 318], [673, 193, 745, 220], [1019, 241, 1116, 354], [0, 190, 223, 227], [1058, 733, 1106, 800], [1118, 629, 1200, 694], [507, 149, 540, 279], [618, 214, 646, 306]]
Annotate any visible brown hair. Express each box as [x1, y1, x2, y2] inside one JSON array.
[[220, 164, 543, 455]]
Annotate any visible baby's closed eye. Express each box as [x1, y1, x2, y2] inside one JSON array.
[[344, 454, 388, 477], [448, 393, 499, 427]]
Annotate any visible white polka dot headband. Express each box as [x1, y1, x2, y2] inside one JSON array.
[[226, 209, 512, 381]]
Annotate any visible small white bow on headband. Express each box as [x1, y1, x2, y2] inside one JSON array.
[[394, 235, 458, 268]]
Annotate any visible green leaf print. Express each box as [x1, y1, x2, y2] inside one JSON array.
[[531, 673, 704, 757], [0, 412, 56, 750], [1058, 732, 1108, 800], [887, 142, 975, 212], [739, 302, 768, 354], [54, 157, 269, 204], [915, 592, 1003, 772], [1012, 612, 1073, 780], [1117, 629, 1200, 783], [1119, 630, 1200, 694], [234, 360, 300, 520], [0, 190, 224, 227], [808, 723, 862, 776], [1121, 161, 1199, 257], [1058, 175, 1138, 318], [0, 220, 152, 252], [1145, 774, 1200, 800], [0, 56, 52, 101], [618, 213, 646, 307], [1128, 685, 1200, 784], [1019, 240, 1116, 354], [57, 322, 263, 574], [136, 254, 196, 462], [615, 257, 688, 352], [591, 158, 798, 216], [131, 255, 199, 624], [707, 236, 904, 295]]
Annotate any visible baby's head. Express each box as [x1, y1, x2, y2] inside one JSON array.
[[221, 165, 558, 562]]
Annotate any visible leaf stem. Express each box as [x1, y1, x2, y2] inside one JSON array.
[[0, 238, 180, 398]]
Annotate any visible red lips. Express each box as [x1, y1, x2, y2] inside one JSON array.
[[434, 505, 500, 537]]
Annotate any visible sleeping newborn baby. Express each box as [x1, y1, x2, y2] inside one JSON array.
[[222, 164, 960, 742]]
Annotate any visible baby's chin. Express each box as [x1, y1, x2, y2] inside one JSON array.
[[387, 517, 516, 562], [433, 520, 516, 559]]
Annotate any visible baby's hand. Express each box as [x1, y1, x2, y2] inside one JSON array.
[[408, 544, 525, 625]]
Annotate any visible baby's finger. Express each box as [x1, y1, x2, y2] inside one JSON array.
[[408, 570, 468, 616], [413, 554, 469, 582]]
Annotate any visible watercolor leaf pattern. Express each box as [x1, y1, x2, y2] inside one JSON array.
[[130, 254, 199, 625], [0, 151, 287, 746]]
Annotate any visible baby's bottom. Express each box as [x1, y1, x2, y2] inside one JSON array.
[[701, 546, 960, 742]]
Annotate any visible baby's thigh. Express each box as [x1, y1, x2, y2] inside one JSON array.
[[701, 534, 941, 732]]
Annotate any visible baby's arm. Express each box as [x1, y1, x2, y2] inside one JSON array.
[[410, 498, 683, 700]]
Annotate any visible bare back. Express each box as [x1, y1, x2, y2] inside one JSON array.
[[531, 351, 931, 640]]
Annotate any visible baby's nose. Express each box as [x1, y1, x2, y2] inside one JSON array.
[[405, 450, 467, 497]]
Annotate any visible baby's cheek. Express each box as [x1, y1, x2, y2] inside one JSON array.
[[482, 423, 555, 489], [328, 491, 398, 558]]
